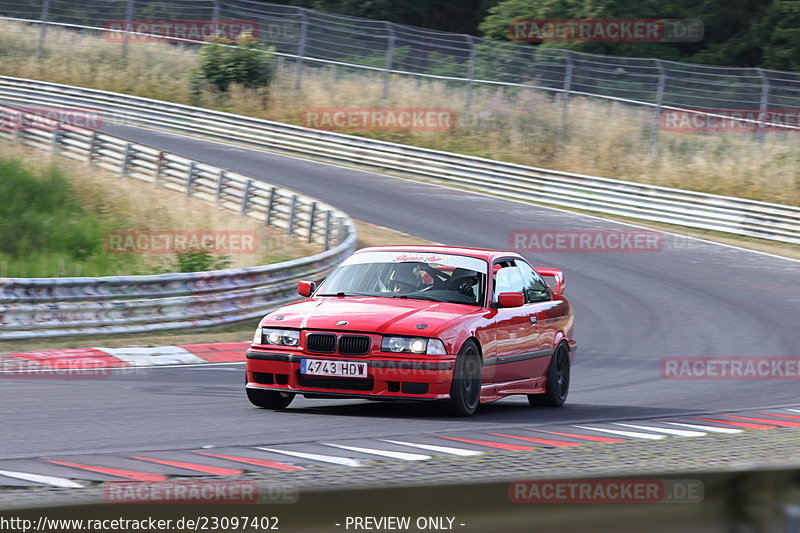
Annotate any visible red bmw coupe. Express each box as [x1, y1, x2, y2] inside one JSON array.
[[245, 246, 576, 416]]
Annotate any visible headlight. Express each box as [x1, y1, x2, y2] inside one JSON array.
[[381, 336, 447, 355], [256, 328, 300, 347]]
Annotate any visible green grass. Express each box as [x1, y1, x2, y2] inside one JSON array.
[[0, 158, 142, 277]]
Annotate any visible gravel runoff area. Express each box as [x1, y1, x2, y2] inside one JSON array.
[[3, 426, 799, 511]]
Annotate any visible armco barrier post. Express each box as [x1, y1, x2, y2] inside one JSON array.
[[308, 201, 317, 243], [265, 186, 277, 226], [185, 161, 196, 196], [240, 178, 252, 215], [87, 131, 99, 165], [215, 169, 226, 204], [323, 210, 332, 251], [50, 121, 61, 154], [119, 142, 132, 177], [288, 194, 299, 235]]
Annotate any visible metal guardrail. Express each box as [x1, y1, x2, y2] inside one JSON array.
[[0, 100, 357, 339], [0, 75, 797, 245]]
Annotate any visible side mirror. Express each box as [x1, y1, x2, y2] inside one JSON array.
[[497, 291, 525, 308], [297, 281, 316, 297], [537, 268, 565, 296]]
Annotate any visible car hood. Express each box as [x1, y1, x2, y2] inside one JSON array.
[[261, 297, 478, 336]]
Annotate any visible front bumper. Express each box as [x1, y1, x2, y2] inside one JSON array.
[[245, 349, 456, 400]]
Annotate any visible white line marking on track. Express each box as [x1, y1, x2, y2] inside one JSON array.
[[0, 469, 83, 488], [322, 443, 431, 461], [661, 422, 742, 434], [786, 409, 800, 414], [380, 439, 483, 457], [613, 423, 707, 437], [574, 426, 665, 440], [256, 447, 363, 467]]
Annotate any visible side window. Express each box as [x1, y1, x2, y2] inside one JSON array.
[[493, 265, 525, 299], [515, 260, 551, 303]]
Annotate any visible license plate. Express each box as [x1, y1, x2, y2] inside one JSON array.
[[300, 359, 367, 378]]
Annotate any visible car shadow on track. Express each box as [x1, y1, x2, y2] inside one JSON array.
[[280, 399, 704, 426]]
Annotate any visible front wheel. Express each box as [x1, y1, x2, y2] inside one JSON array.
[[448, 341, 482, 416], [247, 388, 295, 409], [528, 342, 570, 407]]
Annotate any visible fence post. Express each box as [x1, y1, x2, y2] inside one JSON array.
[[154, 151, 164, 185], [50, 122, 62, 154], [121, 0, 134, 59], [382, 21, 396, 104], [36, 0, 51, 59], [323, 209, 332, 251], [119, 142, 132, 176], [337, 216, 346, 244], [265, 186, 277, 226], [12, 111, 22, 143], [287, 195, 299, 235], [756, 68, 770, 145], [240, 179, 253, 215], [651, 59, 666, 152], [307, 202, 317, 243], [184, 161, 196, 196], [464, 35, 477, 125], [560, 50, 573, 140], [86, 131, 99, 164], [294, 10, 309, 92], [215, 169, 226, 204]]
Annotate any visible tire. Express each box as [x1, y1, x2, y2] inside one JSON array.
[[247, 388, 295, 409], [528, 342, 570, 407], [448, 340, 482, 416]]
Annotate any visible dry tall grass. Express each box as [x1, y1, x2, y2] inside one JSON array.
[[2, 19, 797, 206]]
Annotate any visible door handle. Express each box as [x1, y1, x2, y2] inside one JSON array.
[[529, 316, 538, 324]]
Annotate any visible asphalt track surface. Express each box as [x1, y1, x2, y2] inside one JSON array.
[[1, 122, 798, 459]]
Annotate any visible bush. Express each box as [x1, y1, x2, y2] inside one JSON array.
[[0, 158, 140, 277], [173, 250, 231, 273], [195, 31, 276, 92]]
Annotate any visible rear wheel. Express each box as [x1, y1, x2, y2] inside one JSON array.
[[528, 342, 570, 407], [448, 341, 482, 416], [247, 388, 295, 409]]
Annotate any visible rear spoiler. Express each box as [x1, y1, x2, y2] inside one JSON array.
[[536, 267, 565, 296]]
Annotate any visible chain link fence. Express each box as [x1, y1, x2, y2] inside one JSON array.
[[0, 0, 799, 135]]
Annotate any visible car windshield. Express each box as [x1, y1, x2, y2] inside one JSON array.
[[316, 251, 487, 306]]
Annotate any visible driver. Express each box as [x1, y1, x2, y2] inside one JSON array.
[[388, 263, 423, 293]]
